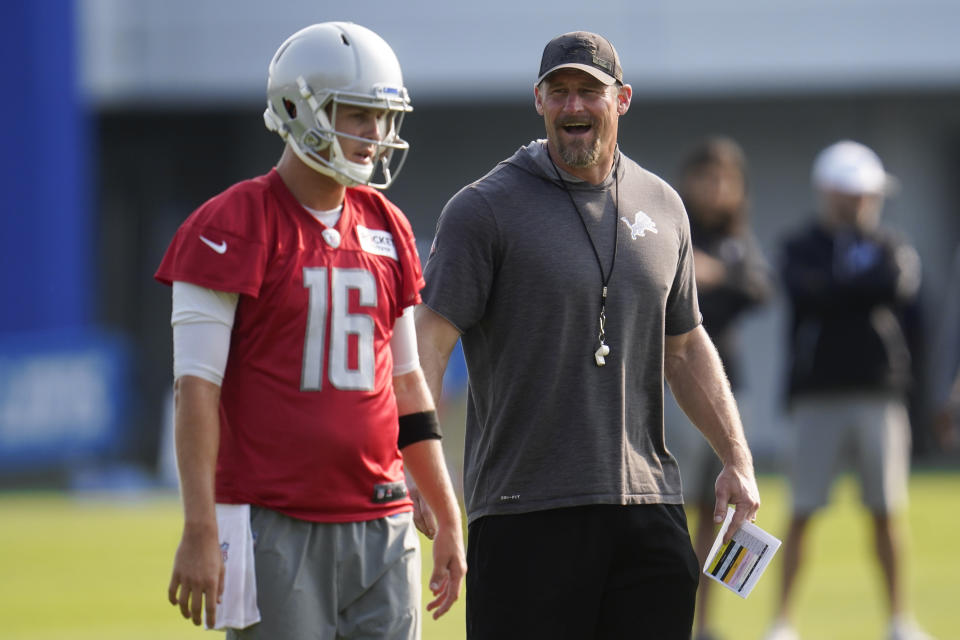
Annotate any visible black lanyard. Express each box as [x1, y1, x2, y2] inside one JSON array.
[[548, 154, 621, 366]]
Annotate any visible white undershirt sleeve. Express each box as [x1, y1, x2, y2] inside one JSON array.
[[390, 306, 421, 376], [171, 281, 239, 386]]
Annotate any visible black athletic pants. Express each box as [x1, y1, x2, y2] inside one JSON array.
[[466, 503, 699, 640]]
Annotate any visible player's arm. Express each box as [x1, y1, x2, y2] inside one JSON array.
[[664, 324, 760, 540], [394, 375, 466, 620], [392, 305, 439, 539], [404, 303, 462, 545], [169, 374, 224, 626], [391, 306, 466, 619], [166, 282, 238, 627]]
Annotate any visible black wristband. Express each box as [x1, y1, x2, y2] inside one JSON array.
[[398, 410, 442, 449]]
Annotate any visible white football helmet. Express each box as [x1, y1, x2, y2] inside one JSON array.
[[263, 22, 412, 189]]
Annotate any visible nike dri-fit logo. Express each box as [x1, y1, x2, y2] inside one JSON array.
[[199, 235, 227, 254]]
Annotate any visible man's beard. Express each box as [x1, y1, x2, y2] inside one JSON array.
[[555, 123, 602, 167]]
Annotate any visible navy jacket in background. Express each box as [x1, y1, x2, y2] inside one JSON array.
[[780, 220, 920, 402]]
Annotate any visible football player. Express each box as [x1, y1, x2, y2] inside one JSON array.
[[156, 22, 465, 639]]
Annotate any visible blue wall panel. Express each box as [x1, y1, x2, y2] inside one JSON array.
[[0, 0, 91, 332]]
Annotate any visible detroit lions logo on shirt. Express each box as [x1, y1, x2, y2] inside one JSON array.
[[356, 225, 398, 261], [621, 211, 658, 239]]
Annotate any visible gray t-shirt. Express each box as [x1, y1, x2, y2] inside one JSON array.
[[423, 140, 701, 522]]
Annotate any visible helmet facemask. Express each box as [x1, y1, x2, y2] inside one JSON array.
[[292, 79, 410, 189]]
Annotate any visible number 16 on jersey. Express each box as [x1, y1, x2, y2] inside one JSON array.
[[301, 266, 379, 392]]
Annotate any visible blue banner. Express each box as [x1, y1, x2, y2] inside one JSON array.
[[0, 329, 130, 474]]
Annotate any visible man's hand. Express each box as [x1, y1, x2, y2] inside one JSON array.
[[424, 523, 467, 619], [693, 248, 728, 289], [410, 484, 438, 540], [167, 525, 224, 627], [400, 439, 466, 619], [714, 461, 761, 543]]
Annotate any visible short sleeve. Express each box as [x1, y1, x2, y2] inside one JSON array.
[[155, 185, 269, 296], [421, 186, 500, 333], [664, 199, 702, 336]]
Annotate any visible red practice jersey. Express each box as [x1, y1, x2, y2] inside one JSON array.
[[156, 169, 424, 522]]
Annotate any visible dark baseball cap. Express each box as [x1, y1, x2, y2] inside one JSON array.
[[536, 31, 622, 86]]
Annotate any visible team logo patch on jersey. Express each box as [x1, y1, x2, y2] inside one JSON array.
[[357, 225, 398, 260], [621, 211, 659, 239]]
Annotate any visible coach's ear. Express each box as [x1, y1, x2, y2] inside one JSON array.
[[534, 84, 545, 116], [616, 83, 632, 116]]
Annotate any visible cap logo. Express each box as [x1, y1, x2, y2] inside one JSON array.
[[592, 55, 612, 72]]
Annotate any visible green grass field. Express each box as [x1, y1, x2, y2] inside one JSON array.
[[0, 472, 956, 640]]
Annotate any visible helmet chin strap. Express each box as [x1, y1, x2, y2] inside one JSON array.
[[288, 139, 375, 187]]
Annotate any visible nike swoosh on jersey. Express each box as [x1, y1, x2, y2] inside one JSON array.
[[199, 235, 227, 254]]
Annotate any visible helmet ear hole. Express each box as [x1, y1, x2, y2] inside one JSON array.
[[283, 98, 297, 119]]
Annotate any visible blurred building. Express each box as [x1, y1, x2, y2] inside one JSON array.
[[3, 0, 959, 484]]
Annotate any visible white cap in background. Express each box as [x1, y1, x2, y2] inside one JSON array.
[[812, 140, 898, 195]]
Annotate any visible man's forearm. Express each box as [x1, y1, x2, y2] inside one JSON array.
[[414, 305, 461, 404], [174, 375, 222, 531], [664, 326, 752, 468], [402, 439, 461, 529], [666, 325, 761, 532]]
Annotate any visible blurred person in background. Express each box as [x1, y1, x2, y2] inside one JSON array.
[[416, 31, 760, 639], [765, 141, 933, 640], [668, 136, 774, 640], [932, 245, 960, 452], [155, 22, 465, 639]]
